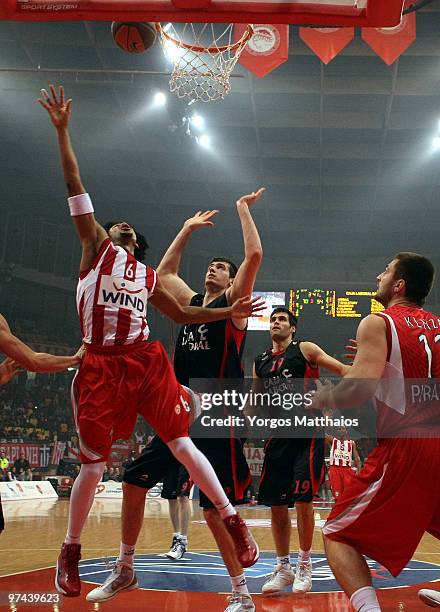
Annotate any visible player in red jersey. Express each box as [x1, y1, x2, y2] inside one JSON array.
[[87, 196, 264, 609], [39, 85, 263, 598], [313, 252, 440, 612], [0, 313, 83, 533], [326, 427, 362, 500]]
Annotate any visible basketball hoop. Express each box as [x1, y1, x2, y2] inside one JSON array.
[[155, 23, 253, 103]]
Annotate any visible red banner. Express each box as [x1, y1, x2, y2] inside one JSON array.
[[236, 24, 289, 78], [362, 12, 416, 65], [0, 443, 51, 468], [108, 441, 137, 468], [0, 441, 139, 469], [299, 27, 355, 64]]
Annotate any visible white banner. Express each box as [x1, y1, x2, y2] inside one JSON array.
[[0, 480, 57, 501], [249, 292, 285, 331], [243, 446, 265, 476], [94, 481, 163, 499]]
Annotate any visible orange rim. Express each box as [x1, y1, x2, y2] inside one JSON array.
[[155, 22, 253, 54]]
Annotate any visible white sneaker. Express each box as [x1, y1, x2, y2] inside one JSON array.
[[86, 561, 138, 602], [292, 560, 312, 593], [225, 593, 255, 611], [261, 564, 295, 595], [419, 589, 440, 608], [166, 536, 187, 560]]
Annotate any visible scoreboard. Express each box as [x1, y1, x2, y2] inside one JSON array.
[[289, 288, 384, 319]]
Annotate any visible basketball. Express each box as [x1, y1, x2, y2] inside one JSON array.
[[111, 22, 157, 53]]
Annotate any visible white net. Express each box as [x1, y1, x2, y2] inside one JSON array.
[[156, 23, 253, 103]]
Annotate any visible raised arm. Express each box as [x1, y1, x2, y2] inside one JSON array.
[[149, 277, 264, 324], [300, 342, 351, 377], [0, 315, 81, 373], [226, 189, 264, 326], [38, 85, 107, 271], [157, 210, 218, 306]]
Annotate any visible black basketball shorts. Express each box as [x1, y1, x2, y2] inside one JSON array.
[[161, 462, 191, 499], [124, 434, 251, 509], [193, 437, 251, 509], [258, 437, 324, 506]]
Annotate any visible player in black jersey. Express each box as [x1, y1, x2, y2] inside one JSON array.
[[156, 190, 264, 612], [256, 307, 350, 597], [99, 189, 264, 611]]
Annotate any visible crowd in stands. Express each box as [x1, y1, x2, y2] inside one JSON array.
[[101, 466, 124, 482], [0, 373, 77, 444], [0, 449, 33, 481], [0, 373, 154, 446], [11, 319, 80, 357]]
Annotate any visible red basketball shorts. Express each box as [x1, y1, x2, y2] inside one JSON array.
[[323, 437, 440, 576], [71, 341, 191, 464], [329, 465, 355, 499]]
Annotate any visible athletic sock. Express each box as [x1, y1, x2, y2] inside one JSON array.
[[277, 555, 291, 569], [216, 501, 236, 519], [173, 532, 181, 540], [350, 586, 381, 612], [298, 549, 311, 563], [64, 534, 81, 545], [118, 542, 135, 566], [230, 574, 249, 596]]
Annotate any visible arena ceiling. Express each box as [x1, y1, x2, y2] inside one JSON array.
[[0, 3, 440, 317]]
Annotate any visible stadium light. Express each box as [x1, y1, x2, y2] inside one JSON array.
[[197, 134, 211, 148], [153, 92, 167, 107], [191, 114, 205, 130]]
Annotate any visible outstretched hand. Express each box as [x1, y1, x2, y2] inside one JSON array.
[[183, 210, 219, 233], [74, 344, 86, 363], [309, 378, 335, 411], [236, 187, 266, 208], [38, 84, 72, 129], [231, 296, 266, 319], [0, 357, 22, 386]]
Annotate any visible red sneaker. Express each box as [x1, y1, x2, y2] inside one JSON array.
[[55, 543, 81, 597], [223, 513, 259, 568]]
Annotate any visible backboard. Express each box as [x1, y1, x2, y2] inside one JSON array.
[[1, 0, 407, 28]]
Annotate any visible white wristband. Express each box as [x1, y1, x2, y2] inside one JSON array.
[[68, 193, 94, 217]]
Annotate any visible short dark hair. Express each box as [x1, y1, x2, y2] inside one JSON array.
[[393, 252, 435, 306], [103, 222, 149, 263], [270, 306, 298, 328], [209, 257, 238, 279]]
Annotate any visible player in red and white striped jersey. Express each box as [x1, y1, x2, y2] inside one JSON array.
[[313, 252, 440, 612], [76, 227, 156, 347], [330, 438, 353, 467], [40, 85, 262, 599], [327, 428, 361, 500]]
